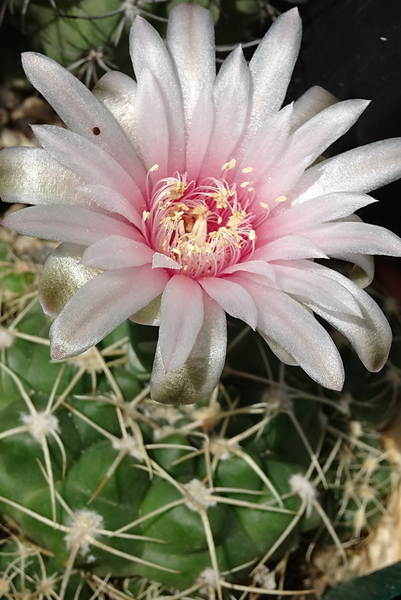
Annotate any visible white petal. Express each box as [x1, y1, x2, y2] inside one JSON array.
[[292, 138, 401, 202], [222, 260, 276, 280], [80, 235, 153, 269], [301, 265, 392, 372], [167, 2, 215, 130], [0, 147, 90, 207], [302, 221, 401, 257], [3, 205, 137, 246], [150, 294, 227, 405], [200, 46, 251, 177], [135, 69, 169, 178], [259, 99, 370, 200], [248, 8, 302, 134], [237, 276, 344, 390], [290, 86, 338, 133], [50, 265, 168, 359], [253, 236, 328, 261], [273, 263, 363, 317], [92, 70, 138, 151], [152, 253, 181, 270], [130, 15, 185, 172], [22, 52, 145, 183], [199, 276, 257, 329], [159, 275, 204, 372], [32, 125, 142, 201], [76, 184, 143, 226]]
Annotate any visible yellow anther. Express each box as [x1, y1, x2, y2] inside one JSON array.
[[260, 202, 268, 209], [240, 181, 250, 188], [222, 158, 237, 171], [149, 164, 159, 172], [242, 167, 253, 173], [275, 195, 287, 203], [249, 230, 256, 241], [142, 211, 150, 221]]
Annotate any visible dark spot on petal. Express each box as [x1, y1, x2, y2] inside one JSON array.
[[92, 127, 101, 136]]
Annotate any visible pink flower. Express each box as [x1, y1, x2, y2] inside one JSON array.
[[2, 4, 401, 404]]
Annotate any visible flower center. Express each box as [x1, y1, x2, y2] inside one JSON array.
[[143, 170, 258, 278]]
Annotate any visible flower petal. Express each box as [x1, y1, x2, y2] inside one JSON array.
[[248, 8, 302, 134], [130, 14, 185, 172], [238, 276, 344, 390], [199, 277, 257, 329], [2, 205, 137, 246], [135, 68, 169, 178], [303, 221, 401, 257], [186, 89, 215, 181], [167, 3, 215, 130], [75, 184, 143, 227], [292, 138, 401, 202], [50, 265, 168, 359], [301, 265, 392, 372], [92, 70, 138, 151], [200, 46, 251, 176], [21, 52, 145, 183], [159, 275, 204, 372], [38, 243, 101, 318], [0, 147, 90, 207], [253, 236, 328, 261], [150, 294, 226, 405], [290, 85, 338, 133], [263, 192, 377, 241], [80, 235, 153, 270], [32, 125, 143, 201]]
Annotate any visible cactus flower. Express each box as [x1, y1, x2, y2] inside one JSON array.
[[2, 4, 401, 404]]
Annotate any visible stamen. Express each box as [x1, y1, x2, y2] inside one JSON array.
[[222, 158, 236, 171]]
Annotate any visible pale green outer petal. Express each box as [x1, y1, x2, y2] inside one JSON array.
[[38, 243, 101, 318], [150, 295, 227, 405]]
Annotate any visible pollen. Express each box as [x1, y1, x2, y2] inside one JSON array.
[[222, 158, 236, 171], [242, 166, 253, 173], [149, 164, 159, 172], [142, 211, 150, 221], [275, 195, 287, 203]]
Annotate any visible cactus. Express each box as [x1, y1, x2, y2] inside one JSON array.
[[0, 230, 399, 598]]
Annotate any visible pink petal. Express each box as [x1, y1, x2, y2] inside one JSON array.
[[21, 52, 145, 185], [80, 235, 153, 269], [167, 3, 215, 131], [159, 275, 204, 372], [199, 276, 257, 329], [186, 89, 215, 181], [150, 294, 226, 405], [50, 265, 168, 359], [3, 205, 137, 246], [222, 260, 276, 280], [248, 8, 302, 134], [152, 253, 181, 270], [263, 192, 377, 241]]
